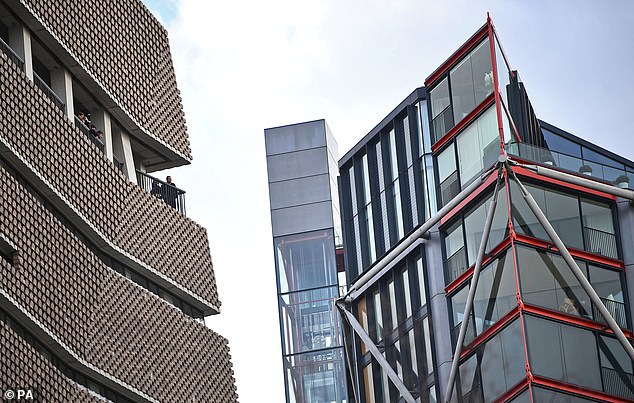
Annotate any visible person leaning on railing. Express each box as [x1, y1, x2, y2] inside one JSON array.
[[163, 176, 178, 208]]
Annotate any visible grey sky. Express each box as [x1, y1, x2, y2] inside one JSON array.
[[144, 1, 634, 402]]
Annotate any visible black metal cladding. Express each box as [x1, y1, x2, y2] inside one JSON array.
[[507, 70, 546, 148], [339, 173, 358, 282], [367, 141, 385, 258]]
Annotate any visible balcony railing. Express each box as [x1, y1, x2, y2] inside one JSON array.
[[593, 298, 627, 329], [507, 142, 634, 189], [445, 246, 467, 282], [584, 226, 618, 260], [601, 366, 634, 401], [33, 72, 65, 113], [74, 116, 105, 154], [0, 37, 25, 71], [439, 170, 461, 207], [432, 105, 454, 144], [136, 171, 186, 216]]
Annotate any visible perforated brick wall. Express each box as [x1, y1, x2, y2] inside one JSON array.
[[0, 322, 102, 402], [0, 54, 219, 306], [21, 0, 191, 158], [0, 166, 238, 402]]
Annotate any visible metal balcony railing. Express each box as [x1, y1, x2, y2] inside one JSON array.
[[584, 226, 618, 260], [0, 37, 24, 71], [33, 72, 65, 113], [593, 298, 627, 329], [136, 170, 186, 216], [445, 246, 467, 282], [74, 116, 105, 154], [601, 366, 634, 400], [507, 142, 634, 189]]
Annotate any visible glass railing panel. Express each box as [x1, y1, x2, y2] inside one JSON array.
[[509, 142, 634, 189]]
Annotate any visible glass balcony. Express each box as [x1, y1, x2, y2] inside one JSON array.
[[136, 171, 186, 216], [507, 141, 634, 189]]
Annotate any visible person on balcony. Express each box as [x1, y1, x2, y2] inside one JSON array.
[[163, 176, 177, 209]]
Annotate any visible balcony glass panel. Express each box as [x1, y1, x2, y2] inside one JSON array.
[[274, 229, 338, 294], [508, 140, 634, 190], [450, 38, 493, 124]]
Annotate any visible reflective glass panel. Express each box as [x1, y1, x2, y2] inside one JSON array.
[[279, 286, 341, 355], [431, 77, 451, 118], [284, 348, 347, 403], [457, 106, 498, 186], [275, 229, 338, 294], [450, 38, 493, 124], [525, 316, 602, 391]]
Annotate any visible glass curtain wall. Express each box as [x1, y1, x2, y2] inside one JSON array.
[[274, 229, 347, 403]]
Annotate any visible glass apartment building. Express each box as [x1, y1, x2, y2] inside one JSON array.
[[279, 17, 634, 403]]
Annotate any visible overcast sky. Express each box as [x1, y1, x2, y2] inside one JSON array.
[[143, 1, 633, 402]]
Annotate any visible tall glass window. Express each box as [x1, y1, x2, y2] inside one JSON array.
[[388, 129, 404, 240], [456, 106, 499, 187], [430, 77, 453, 141], [581, 197, 617, 259], [510, 180, 618, 260], [362, 154, 376, 263], [517, 246, 627, 327], [458, 318, 525, 402], [450, 38, 493, 124], [525, 316, 602, 391], [372, 289, 383, 342], [451, 249, 516, 344]]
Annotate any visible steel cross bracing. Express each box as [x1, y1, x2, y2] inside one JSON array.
[[443, 168, 502, 402], [443, 157, 634, 402], [337, 152, 634, 403]]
